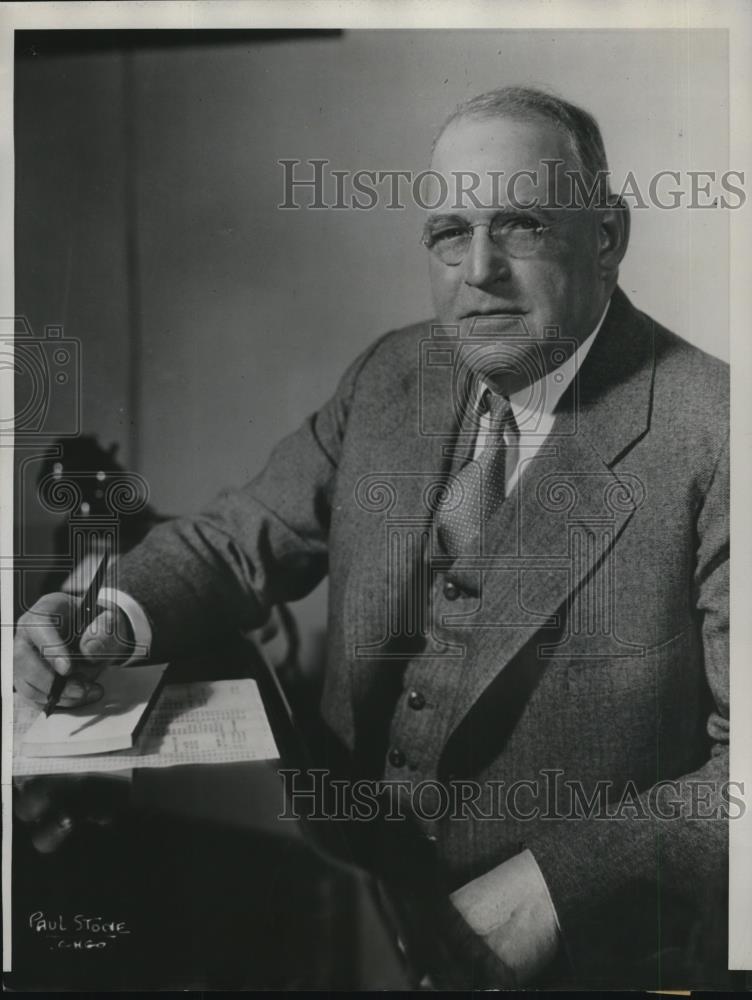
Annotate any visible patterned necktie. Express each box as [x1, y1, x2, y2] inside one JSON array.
[[437, 390, 517, 557]]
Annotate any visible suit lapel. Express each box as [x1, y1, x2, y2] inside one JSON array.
[[345, 324, 463, 662], [444, 287, 656, 735]]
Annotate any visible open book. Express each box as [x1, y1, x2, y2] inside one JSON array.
[[21, 664, 167, 757]]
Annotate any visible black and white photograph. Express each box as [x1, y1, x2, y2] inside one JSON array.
[[2, 1, 751, 991]]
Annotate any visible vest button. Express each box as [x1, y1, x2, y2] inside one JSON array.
[[407, 689, 426, 710], [443, 579, 460, 601], [388, 748, 406, 768]]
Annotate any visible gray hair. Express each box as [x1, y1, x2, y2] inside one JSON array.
[[435, 85, 610, 187]]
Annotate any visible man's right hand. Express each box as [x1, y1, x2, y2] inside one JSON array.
[[14, 592, 135, 708]]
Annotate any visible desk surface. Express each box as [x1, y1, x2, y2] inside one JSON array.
[[7, 637, 413, 990]]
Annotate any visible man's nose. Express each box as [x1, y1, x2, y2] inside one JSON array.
[[462, 227, 512, 288]]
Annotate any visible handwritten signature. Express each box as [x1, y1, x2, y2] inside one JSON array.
[[28, 911, 131, 951]]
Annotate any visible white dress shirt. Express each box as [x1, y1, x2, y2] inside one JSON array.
[[471, 298, 610, 493]]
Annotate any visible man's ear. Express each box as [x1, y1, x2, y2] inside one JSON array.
[[597, 196, 630, 274]]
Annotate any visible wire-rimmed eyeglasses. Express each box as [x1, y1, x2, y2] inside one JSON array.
[[421, 212, 578, 266]]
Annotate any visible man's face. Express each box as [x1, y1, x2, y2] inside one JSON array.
[[426, 115, 608, 394]]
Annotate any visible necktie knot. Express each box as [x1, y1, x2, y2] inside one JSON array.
[[478, 389, 515, 436], [437, 390, 517, 557]]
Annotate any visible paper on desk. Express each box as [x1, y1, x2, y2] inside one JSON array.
[[21, 663, 167, 757], [13, 678, 280, 776]]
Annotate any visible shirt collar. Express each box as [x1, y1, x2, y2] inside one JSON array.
[[477, 297, 612, 430]]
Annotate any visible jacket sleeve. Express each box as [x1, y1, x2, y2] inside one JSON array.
[[113, 341, 378, 660], [525, 435, 730, 980]]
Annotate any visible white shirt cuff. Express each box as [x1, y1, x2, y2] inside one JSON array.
[[98, 587, 153, 666], [450, 848, 561, 981], [525, 848, 563, 935]]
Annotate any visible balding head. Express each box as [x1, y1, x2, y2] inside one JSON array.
[[434, 85, 611, 195]]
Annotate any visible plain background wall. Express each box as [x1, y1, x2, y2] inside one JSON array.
[[15, 29, 729, 658]]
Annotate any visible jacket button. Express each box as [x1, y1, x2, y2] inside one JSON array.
[[443, 580, 460, 601], [407, 689, 426, 710], [388, 748, 406, 768]]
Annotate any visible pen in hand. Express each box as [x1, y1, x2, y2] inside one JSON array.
[[44, 552, 110, 717]]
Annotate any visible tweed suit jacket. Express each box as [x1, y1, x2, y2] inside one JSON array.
[[117, 286, 730, 983]]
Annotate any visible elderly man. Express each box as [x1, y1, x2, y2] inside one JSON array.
[[15, 87, 729, 987]]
